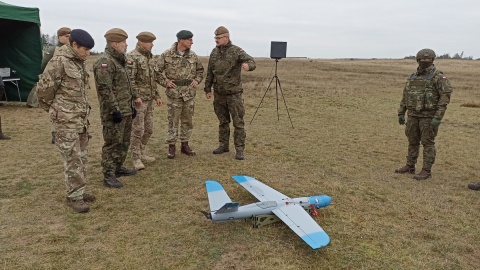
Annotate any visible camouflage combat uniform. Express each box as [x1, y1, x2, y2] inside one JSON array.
[[93, 45, 136, 178], [37, 44, 91, 200], [27, 43, 64, 108], [398, 65, 452, 170], [204, 40, 256, 152], [126, 45, 162, 161], [156, 42, 204, 144]]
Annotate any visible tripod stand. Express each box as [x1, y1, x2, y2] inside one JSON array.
[[250, 59, 293, 128]]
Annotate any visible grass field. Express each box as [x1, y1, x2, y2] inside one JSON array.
[[1, 57, 479, 270]]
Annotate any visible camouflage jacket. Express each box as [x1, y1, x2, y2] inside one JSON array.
[[156, 42, 204, 100], [93, 45, 136, 126], [37, 45, 90, 132], [398, 65, 452, 120], [41, 43, 63, 73], [204, 41, 256, 95], [126, 45, 162, 101]]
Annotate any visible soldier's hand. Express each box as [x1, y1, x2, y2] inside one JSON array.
[[206, 92, 213, 100], [398, 114, 405, 125], [242, 63, 249, 71], [134, 97, 143, 106], [112, 111, 123, 123], [189, 80, 199, 88], [156, 98, 163, 106], [431, 118, 441, 127], [166, 80, 177, 89]]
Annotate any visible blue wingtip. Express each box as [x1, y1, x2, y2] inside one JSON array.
[[301, 232, 330, 249], [206, 180, 224, 193], [231, 175, 251, 183]]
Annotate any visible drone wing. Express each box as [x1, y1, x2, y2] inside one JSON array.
[[273, 204, 330, 249], [231, 175, 288, 202]]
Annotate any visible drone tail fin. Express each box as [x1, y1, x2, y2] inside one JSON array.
[[206, 180, 233, 212]]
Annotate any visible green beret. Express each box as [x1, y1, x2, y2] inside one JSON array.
[[176, 30, 193, 40], [136, 31, 156, 42]]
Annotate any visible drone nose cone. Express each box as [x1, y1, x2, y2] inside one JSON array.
[[316, 195, 331, 208]]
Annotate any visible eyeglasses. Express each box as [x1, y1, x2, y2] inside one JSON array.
[[214, 36, 226, 40]]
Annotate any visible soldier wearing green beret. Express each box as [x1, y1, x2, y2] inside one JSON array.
[[204, 26, 256, 160], [156, 30, 204, 159]]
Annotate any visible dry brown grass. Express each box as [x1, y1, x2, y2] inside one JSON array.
[[1, 57, 479, 270]]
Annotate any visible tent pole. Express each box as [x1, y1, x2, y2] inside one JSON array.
[[0, 116, 11, 140]]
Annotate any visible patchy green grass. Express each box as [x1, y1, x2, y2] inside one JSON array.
[[1, 57, 479, 270]]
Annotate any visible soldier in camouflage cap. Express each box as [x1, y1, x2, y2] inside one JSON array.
[[204, 26, 256, 160], [395, 48, 452, 180], [156, 30, 204, 159], [126, 31, 163, 170], [37, 29, 95, 213], [93, 28, 137, 188]]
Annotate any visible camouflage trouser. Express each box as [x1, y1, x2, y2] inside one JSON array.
[[26, 86, 39, 108], [130, 100, 154, 160], [405, 116, 438, 169], [166, 96, 194, 144], [55, 129, 89, 198], [213, 93, 245, 151], [101, 116, 133, 177]]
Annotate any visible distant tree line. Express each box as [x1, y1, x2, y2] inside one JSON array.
[[404, 51, 476, 60]]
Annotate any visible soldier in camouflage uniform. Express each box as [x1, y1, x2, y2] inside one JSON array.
[[28, 27, 71, 108], [94, 28, 137, 188], [395, 48, 452, 180], [27, 27, 72, 144], [126, 31, 163, 170], [156, 30, 204, 159], [204, 26, 256, 160], [36, 29, 95, 213]]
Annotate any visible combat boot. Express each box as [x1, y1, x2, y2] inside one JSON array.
[[213, 145, 229, 154], [235, 150, 244, 160], [133, 159, 145, 170], [115, 167, 137, 177], [141, 152, 156, 163], [104, 176, 124, 188], [82, 193, 96, 203], [394, 164, 415, 174], [66, 197, 89, 213], [467, 182, 480, 191], [181, 141, 196, 156], [413, 168, 431, 180], [168, 144, 176, 159]]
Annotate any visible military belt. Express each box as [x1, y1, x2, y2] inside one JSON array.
[[175, 80, 192, 86]]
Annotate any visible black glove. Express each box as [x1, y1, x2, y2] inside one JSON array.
[[132, 107, 137, 119], [112, 111, 123, 123], [398, 114, 405, 125]]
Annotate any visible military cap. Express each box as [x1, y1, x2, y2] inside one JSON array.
[[104, 28, 128, 42], [214, 26, 229, 36], [176, 30, 193, 40], [136, 31, 156, 42], [70, 29, 95, 49], [57, 27, 71, 37]]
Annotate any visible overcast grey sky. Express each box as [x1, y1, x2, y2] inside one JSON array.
[[9, 0, 480, 58]]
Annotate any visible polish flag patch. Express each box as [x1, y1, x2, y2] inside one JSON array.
[[127, 61, 133, 65], [442, 76, 447, 79], [101, 63, 108, 68]]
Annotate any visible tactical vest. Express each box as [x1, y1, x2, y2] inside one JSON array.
[[405, 68, 439, 111]]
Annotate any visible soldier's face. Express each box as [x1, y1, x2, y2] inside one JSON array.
[[72, 42, 91, 60], [113, 40, 128, 54], [180, 38, 193, 49], [58, 34, 70, 45], [214, 35, 228, 46], [139, 41, 153, 52]]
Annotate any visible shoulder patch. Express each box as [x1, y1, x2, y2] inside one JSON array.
[[101, 63, 108, 68]]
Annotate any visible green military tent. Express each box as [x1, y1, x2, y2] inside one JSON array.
[[0, 1, 42, 102]]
